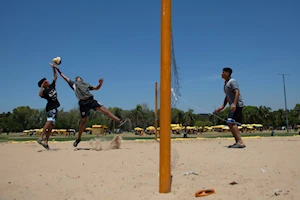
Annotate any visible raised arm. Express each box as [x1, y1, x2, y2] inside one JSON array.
[[39, 82, 45, 97], [52, 65, 70, 83], [52, 65, 57, 82], [91, 78, 104, 90]]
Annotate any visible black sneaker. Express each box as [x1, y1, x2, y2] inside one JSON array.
[[228, 143, 246, 148], [118, 118, 129, 127], [228, 143, 237, 148], [37, 139, 50, 150], [73, 139, 81, 147]]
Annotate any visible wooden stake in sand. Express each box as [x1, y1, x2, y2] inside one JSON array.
[[159, 0, 171, 193]]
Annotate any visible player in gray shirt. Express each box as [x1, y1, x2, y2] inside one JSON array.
[[216, 67, 246, 148], [55, 67, 128, 147]]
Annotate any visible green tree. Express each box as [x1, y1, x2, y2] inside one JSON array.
[[242, 106, 259, 124], [183, 109, 196, 125], [258, 106, 272, 127], [171, 108, 184, 124], [194, 120, 213, 127], [11, 106, 35, 130], [130, 104, 145, 128]]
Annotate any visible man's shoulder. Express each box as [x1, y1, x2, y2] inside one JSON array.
[[50, 80, 56, 87], [41, 89, 49, 98], [225, 78, 236, 85], [227, 78, 239, 85]]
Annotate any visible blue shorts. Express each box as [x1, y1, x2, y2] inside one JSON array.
[[46, 108, 57, 125]]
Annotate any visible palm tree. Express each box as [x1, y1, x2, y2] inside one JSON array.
[[171, 108, 184, 124], [242, 106, 259, 124], [130, 105, 145, 128], [183, 109, 196, 125], [140, 103, 155, 127], [272, 109, 285, 127], [258, 106, 271, 127], [293, 104, 300, 123]]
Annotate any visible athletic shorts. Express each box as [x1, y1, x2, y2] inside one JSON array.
[[79, 97, 103, 118], [46, 108, 58, 125], [227, 107, 243, 124]]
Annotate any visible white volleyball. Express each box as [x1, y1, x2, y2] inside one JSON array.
[[52, 57, 62, 65]]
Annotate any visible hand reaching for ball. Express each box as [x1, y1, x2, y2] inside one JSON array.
[[49, 63, 55, 68], [49, 63, 61, 73]]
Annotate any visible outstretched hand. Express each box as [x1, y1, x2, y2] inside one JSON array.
[[49, 63, 60, 72], [49, 63, 56, 68], [99, 78, 104, 84]]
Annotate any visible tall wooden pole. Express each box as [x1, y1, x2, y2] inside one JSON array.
[[159, 0, 171, 193], [155, 82, 158, 140]]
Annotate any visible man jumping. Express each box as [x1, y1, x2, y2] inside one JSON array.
[[37, 64, 60, 150], [54, 66, 128, 147]]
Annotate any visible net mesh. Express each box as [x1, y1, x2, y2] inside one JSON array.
[[171, 28, 181, 107], [157, 28, 181, 109]]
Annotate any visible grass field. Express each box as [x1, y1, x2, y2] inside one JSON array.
[[0, 130, 299, 142]]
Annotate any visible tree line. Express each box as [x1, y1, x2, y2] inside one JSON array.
[[0, 103, 299, 133]]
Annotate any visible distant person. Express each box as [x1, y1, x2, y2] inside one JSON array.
[[54, 66, 128, 147], [216, 67, 246, 148], [183, 125, 188, 138], [37, 64, 60, 150]]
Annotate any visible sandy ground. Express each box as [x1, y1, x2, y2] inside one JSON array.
[[0, 136, 300, 200]]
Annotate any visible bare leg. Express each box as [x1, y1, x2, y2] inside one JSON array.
[[44, 122, 54, 144], [39, 121, 53, 141], [228, 123, 245, 145], [37, 121, 54, 150], [95, 106, 120, 122], [73, 117, 88, 147], [78, 117, 88, 140]]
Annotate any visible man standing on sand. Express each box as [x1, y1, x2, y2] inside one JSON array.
[[54, 66, 128, 147], [216, 67, 246, 148]]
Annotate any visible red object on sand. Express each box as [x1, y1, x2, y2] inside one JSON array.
[[195, 189, 215, 197]]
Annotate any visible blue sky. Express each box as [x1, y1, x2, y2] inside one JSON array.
[[1, 0, 299, 114]]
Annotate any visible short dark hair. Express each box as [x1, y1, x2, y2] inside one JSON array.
[[38, 78, 46, 87], [223, 67, 232, 76], [75, 76, 82, 81]]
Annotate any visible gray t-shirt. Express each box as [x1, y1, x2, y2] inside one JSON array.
[[69, 80, 94, 100], [224, 78, 244, 107]]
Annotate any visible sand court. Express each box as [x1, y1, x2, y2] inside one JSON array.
[[0, 136, 300, 200]]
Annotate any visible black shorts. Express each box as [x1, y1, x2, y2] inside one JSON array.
[[227, 107, 243, 124], [46, 108, 58, 125], [79, 97, 103, 118]]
